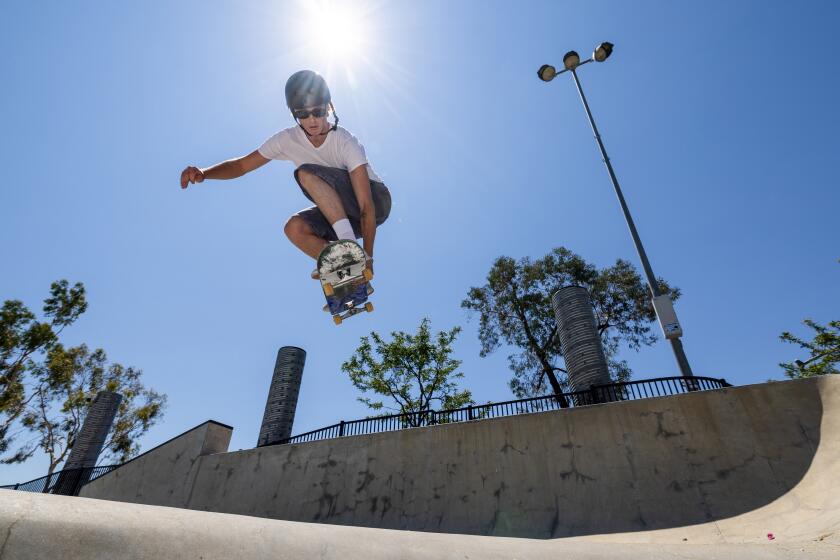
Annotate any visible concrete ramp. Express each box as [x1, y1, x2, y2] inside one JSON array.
[[3, 376, 838, 558], [80, 376, 840, 542], [571, 375, 840, 546], [0, 490, 837, 559]]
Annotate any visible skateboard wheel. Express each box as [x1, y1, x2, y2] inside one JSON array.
[[363, 268, 373, 282], [324, 283, 334, 296], [365, 302, 374, 313], [333, 315, 343, 326]]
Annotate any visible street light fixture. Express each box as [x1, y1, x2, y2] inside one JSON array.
[[537, 64, 557, 82], [563, 50, 581, 70], [593, 42, 614, 62], [537, 42, 695, 379]]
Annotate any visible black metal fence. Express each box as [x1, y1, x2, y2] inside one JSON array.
[[271, 376, 730, 446], [0, 465, 119, 496]]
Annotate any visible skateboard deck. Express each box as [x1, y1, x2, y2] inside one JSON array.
[[317, 240, 374, 325]]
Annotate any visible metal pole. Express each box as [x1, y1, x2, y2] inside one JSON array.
[[569, 68, 694, 377]]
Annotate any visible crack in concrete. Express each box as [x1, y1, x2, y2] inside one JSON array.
[[0, 495, 33, 560], [0, 517, 19, 559], [715, 453, 757, 481], [549, 496, 561, 537], [622, 432, 649, 529]]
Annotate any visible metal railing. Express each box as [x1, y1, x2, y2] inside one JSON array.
[[0, 465, 120, 496], [271, 376, 730, 446]]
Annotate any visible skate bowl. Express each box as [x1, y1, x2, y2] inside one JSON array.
[[78, 376, 840, 541], [1, 376, 838, 558]]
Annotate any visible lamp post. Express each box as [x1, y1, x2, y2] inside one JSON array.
[[538, 42, 695, 378]]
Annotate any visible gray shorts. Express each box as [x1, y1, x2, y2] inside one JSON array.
[[293, 164, 392, 241]]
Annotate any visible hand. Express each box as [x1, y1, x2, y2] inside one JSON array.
[[180, 166, 205, 189], [366, 257, 374, 277]]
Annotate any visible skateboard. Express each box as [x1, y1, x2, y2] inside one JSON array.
[[317, 240, 374, 325]]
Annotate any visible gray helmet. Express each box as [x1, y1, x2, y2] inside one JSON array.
[[285, 70, 331, 110]]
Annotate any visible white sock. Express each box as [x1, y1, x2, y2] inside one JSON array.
[[331, 218, 356, 241]]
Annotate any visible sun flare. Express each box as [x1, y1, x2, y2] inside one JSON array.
[[297, 0, 371, 67], [265, 0, 411, 124]]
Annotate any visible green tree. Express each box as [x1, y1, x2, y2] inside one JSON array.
[[1, 280, 166, 475], [341, 318, 473, 426], [1, 280, 86, 455], [461, 247, 679, 398], [779, 319, 840, 378]]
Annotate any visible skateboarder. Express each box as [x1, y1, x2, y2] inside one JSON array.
[[180, 69, 391, 278]]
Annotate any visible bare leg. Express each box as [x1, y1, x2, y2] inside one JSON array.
[[296, 169, 348, 224], [284, 215, 328, 260]]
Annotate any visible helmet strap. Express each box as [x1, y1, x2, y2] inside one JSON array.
[[329, 102, 340, 131]]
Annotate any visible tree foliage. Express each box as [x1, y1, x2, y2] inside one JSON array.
[[341, 318, 473, 425], [461, 247, 679, 398], [1, 280, 86, 454], [1, 281, 166, 474], [779, 319, 840, 378]]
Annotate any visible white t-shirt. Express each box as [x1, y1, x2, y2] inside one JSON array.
[[258, 125, 382, 183]]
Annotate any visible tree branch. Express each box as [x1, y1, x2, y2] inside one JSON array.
[[510, 290, 564, 398]]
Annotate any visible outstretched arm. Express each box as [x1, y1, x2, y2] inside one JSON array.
[[180, 150, 270, 188]]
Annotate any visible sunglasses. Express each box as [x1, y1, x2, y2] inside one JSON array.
[[293, 106, 328, 119]]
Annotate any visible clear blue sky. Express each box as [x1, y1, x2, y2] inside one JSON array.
[[2, 1, 838, 483]]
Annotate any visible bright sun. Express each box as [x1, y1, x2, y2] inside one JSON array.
[[298, 0, 371, 65], [281, 0, 403, 113]]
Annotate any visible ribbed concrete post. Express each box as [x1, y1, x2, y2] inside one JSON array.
[[56, 390, 122, 495], [552, 286, 611, 394], [65, 391, 123, 470], [257, 346, 306, 447]]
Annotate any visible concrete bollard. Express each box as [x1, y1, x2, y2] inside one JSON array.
[[64, 391, 124, 470], [257, 346, 306, 447], [551, 286, 611, 396], [56, 390, 123, 495]]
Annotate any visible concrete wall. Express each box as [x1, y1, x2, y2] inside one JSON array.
[[79, 377, 839, 540], [81, 420, 231, 507]]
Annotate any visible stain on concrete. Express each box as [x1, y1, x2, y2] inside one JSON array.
[[643, 410, 685, 439], [355, 470, 375, 493], [314, 490, 340, 521], [500, 442, 526, 455], [379, 496, 391, 519]]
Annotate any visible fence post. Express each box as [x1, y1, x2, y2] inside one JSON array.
[[589, 385, 601, 405], [555, 392, 570, 409], [339, 420, 345, 437], [467, 405, 474, 421], [686, 376, 701, 392]]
